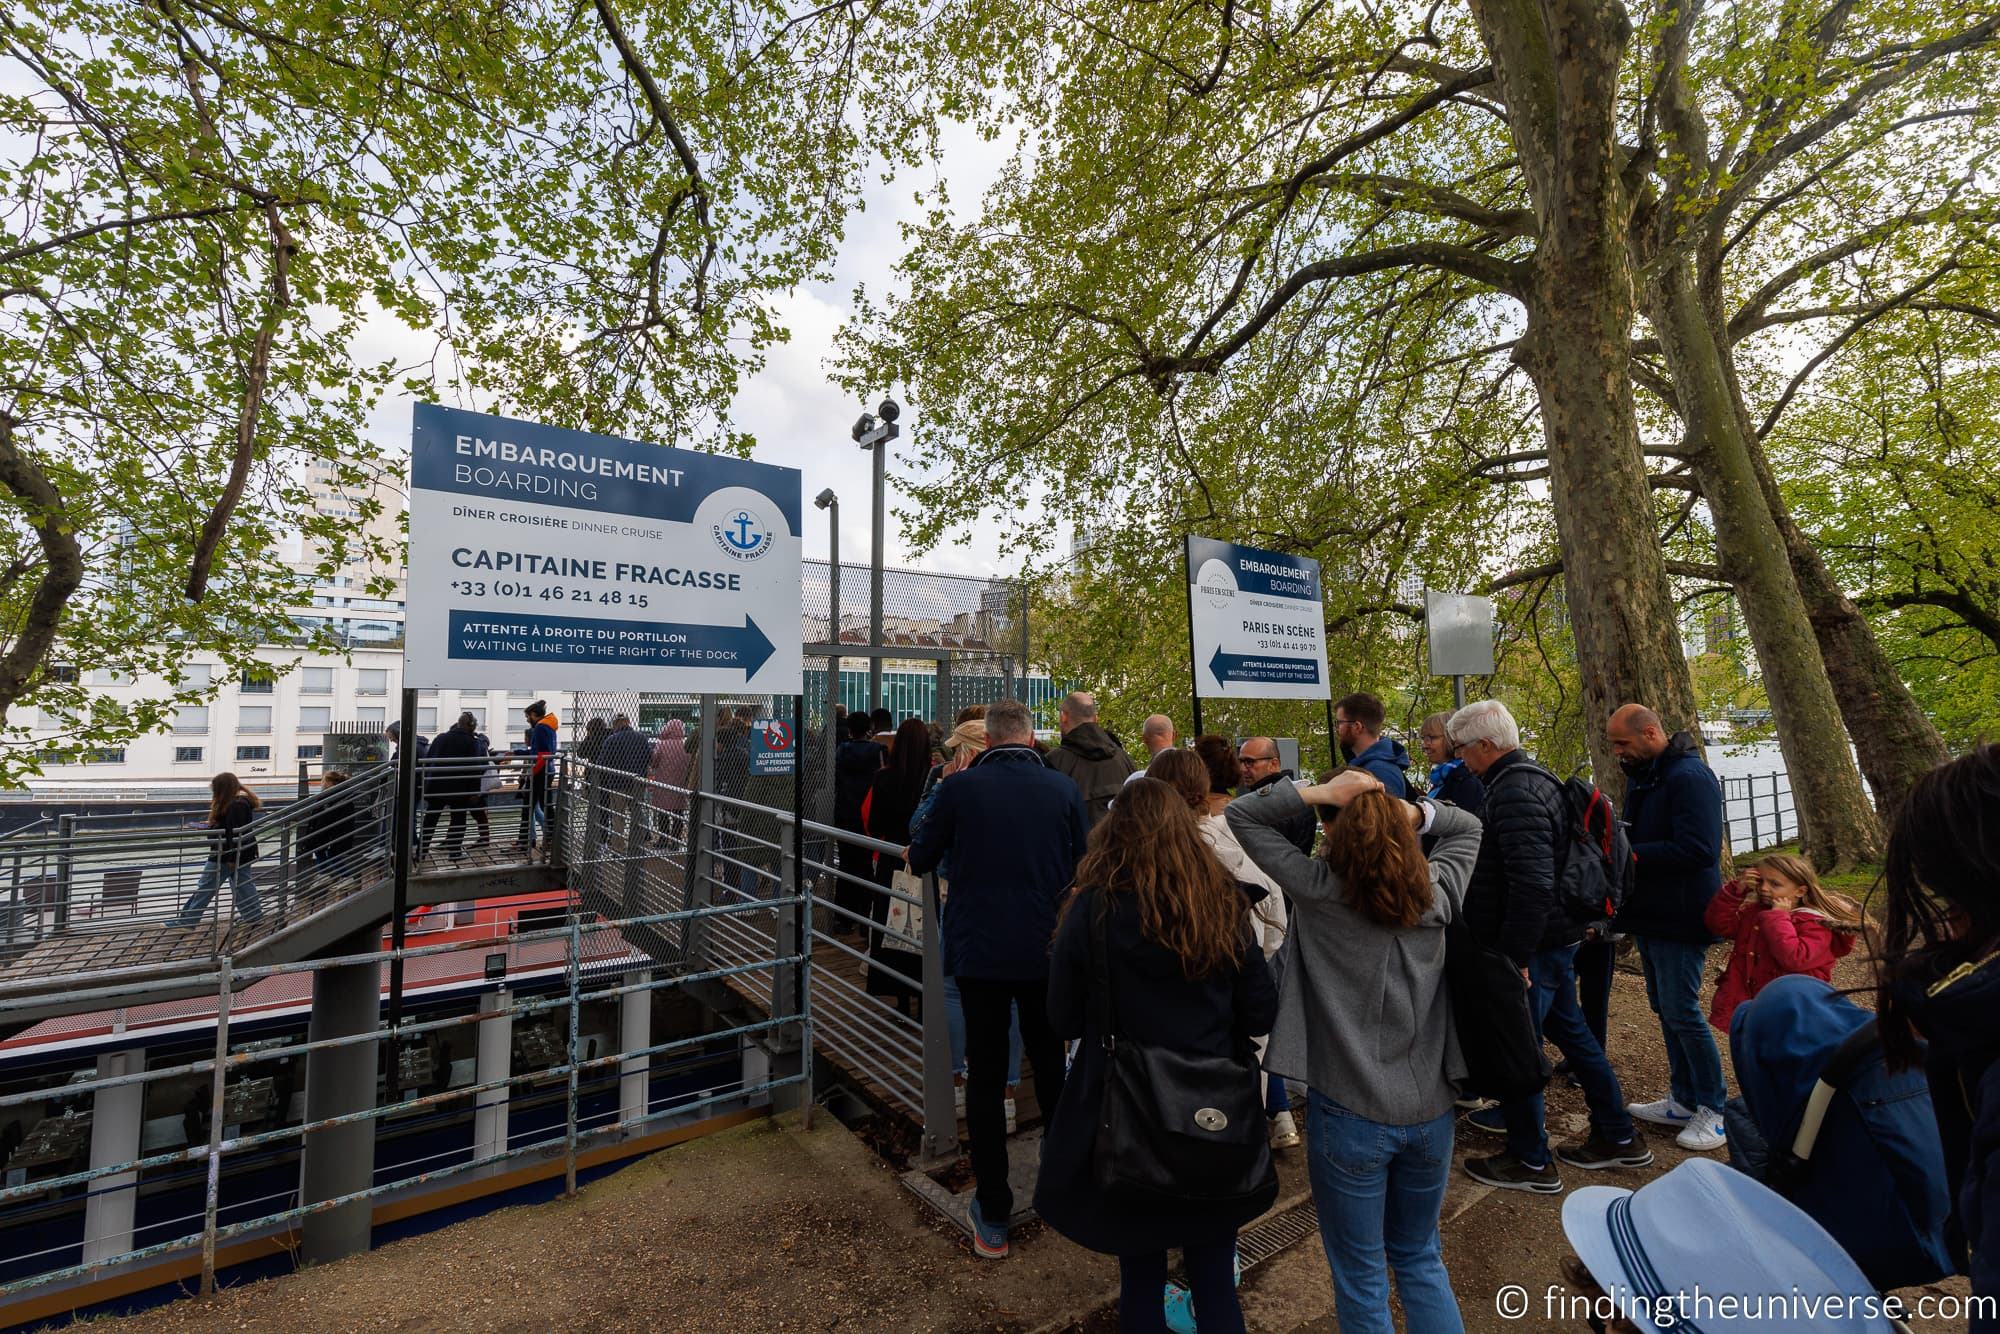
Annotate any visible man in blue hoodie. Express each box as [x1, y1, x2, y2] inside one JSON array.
[[1336, 691, 1411, 797], [905, 696, 1087, 1261], [1609, 703, 1727, 1153]]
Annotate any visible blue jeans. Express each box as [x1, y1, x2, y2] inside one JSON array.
[[176, 860, 262, 927], [1636, 935, 1726, 1113], [1307, 1091, 1464, 1334], [1502, 945, 1635, 1167], [944, 974, 1020, 1084]]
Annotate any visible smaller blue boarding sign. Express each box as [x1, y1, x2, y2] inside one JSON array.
[[1186, 536, 1331, 702]]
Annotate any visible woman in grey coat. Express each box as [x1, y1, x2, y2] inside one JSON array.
[[1227, 769, 1483, 1334]]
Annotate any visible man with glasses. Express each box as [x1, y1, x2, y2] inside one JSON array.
[[1237, 736, 1316, 854], [1334, 691, 1412, 798]]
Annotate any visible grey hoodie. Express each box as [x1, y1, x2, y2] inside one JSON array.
[[1226, 781, 1484, 1126]]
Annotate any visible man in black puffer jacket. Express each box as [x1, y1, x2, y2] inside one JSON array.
[[1450, 699, 1648, 1197]]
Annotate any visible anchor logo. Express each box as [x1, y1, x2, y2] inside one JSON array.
[[711, 502, 774, 561], [725, 510, 762, 551]]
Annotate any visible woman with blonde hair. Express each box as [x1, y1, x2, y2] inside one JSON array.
[[1704, 851, 1865, 1030]]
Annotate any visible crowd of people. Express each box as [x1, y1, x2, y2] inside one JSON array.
[[837, 687, 1998, 1333], [172, 684, 2000, 1330]]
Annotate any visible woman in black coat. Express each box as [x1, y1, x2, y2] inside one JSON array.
[[1879, 743, 2000, 1322], [863, 717, 931, 1007], [1036, 777, 1277, 1334]]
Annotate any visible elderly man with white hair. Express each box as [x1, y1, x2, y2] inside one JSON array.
[[1449, 699, 1650, 1196]]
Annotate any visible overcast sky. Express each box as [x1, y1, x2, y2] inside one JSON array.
[[362, 121, 1018, 583]]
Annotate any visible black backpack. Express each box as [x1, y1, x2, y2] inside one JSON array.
[[1500, 764, 1635, 924]]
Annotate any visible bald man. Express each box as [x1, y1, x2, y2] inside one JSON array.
[[1123, 714, 1178, 788], [1047, 690, 1135, 827], [1607, 703, 1726, 1153]]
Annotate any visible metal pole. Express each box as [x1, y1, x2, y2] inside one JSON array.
[[827, 498, 842, 737], [199, 956, 233, 1296], [55, 813, 73, 933], [1453, 674, 1466, 710], [297, 760, 310, 801], [563, 915, 581, 1196], [388, 686, 417, 1094], [1325, 697, 1338, 774], [1017, 582, 1030, 705], [918, 870, 958, 1162], [869, 439, 886, 715], [1184, 544, 1204, 737], [780, 692, 805, 1030]]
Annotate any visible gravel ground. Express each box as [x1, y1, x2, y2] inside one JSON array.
[[88, 936, 1967, 1333]]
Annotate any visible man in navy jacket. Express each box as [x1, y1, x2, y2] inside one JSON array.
[[1609, 703, 1727, 1153], [1336, 690, 1412, 797], [905, 696, 1087, 1258]]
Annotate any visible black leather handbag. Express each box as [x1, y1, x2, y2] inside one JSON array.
[[1088, 895, 1278, 1208]]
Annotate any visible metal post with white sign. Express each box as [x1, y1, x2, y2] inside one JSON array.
[[1185, 535, 1332, 737], [1424, 589, 1496, 709], [407, 403, 803, 693], [403, 401, 804, 1004]]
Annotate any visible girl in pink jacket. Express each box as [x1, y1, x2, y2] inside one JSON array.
[[1705, 852, 1866, 1031]]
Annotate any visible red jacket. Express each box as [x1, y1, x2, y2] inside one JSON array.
[[1705, 878, 1857, 1030]]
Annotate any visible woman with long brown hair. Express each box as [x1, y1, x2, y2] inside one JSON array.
[[1149, 748, 1296, 1147], [1228, 768, 1482, 1334], [1035, 777, 1277, 1333], [174, 772, 265, 928]]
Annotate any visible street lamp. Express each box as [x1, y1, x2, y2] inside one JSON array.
[[813, 488, 841, 756], [852, 398, 899, 715]]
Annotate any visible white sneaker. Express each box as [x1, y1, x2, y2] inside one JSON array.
[[1270, 1110, 1301, 1149], [1675, 1106, 1727, 1152], [1627, 1096, 1695, 1128], [1004, 1097, 1017, 1134]]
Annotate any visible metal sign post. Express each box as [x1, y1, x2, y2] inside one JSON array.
[[1185, 535, 1331, 738], [387, 684, 417, 1094], [404, 402, 804, 698]]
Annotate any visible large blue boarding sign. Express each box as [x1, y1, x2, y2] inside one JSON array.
[[405, 403, 803, 693], [1186, 536, 1330, 701]]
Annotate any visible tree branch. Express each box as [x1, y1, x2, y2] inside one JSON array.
[[0, 415, 85, 716], [593, 0, 718, 316]]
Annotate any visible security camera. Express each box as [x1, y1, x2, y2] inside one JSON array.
[[850, 413, 875, 443], [814, 489, 836, 510], [877, 398, 901, 424]]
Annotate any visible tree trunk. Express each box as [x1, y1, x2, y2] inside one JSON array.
[[1708, 328, 1952, 819], [1649, 263, 1882, 870], [1478, 0, 1701, 799]]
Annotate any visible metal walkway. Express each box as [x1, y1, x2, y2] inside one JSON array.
[[0, 763, 562, 1030]]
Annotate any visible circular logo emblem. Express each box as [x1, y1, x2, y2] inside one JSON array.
[[1196, 558, 1238, 610], [713, 506, 774, 561]]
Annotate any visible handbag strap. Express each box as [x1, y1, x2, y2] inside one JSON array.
[[1088, 890, 1122, 1047]]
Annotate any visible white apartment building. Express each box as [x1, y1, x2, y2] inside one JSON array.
[[17, 454, 571, 793], [23, 645, 571, 793]]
